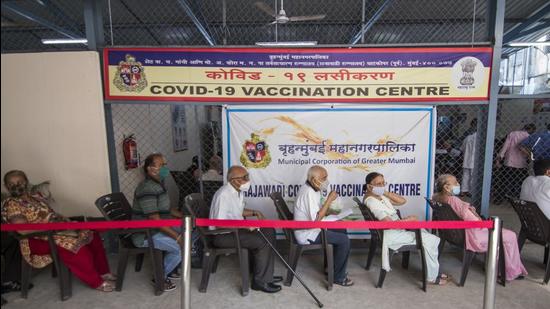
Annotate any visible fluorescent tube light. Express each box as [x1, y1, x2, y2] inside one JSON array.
[[255, 41, 317, 46], [507, 42, 550, 47], [41, 38, 88, 45]]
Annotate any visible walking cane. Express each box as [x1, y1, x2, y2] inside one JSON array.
[[256, 229, 324, 308]]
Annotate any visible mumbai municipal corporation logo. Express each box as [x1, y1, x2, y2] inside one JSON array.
[[113, 54, 147, 92], [240, 133, 271, 169], [451, 56, 484, 91]]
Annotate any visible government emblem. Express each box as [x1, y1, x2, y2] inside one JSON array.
[[113, 54, 147, 92], [240, 133, 271, 169]]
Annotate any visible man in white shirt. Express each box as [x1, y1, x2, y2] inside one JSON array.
[[460, 131, 477, 197], [293, 165, 353, 286], [209, 165, 281, 293], [201, 155, 223, 181], [520, 159, 550, 219]]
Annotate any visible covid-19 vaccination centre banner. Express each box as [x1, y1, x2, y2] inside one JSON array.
[[104, 47, 491, 102], [223, 105, 436, 238]]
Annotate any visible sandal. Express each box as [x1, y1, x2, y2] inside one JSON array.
[[334, 277, 354, 287], [96, 281, 114, 292], [101, 273, 117, 281], [429, 273, 451, 286]]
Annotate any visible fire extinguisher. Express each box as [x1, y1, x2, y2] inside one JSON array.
[[123, 134, 139, 170]]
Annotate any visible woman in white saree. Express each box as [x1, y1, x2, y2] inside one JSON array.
[[363, 172, 450, 285]]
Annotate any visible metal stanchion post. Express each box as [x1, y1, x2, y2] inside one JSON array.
[[483, 217, 501, 309], [181, 216, 192, 309]]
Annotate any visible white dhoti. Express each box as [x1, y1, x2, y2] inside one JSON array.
[[462, 168, 473, 193], [381, 229, 441, 282]]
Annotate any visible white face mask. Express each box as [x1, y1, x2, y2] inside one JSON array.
[[239, 181, 251, 191], [319, 180, 330, 192], [451, 185, 461, 196], [371, 185, 385, 196]]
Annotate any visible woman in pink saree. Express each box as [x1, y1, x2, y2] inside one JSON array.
[[432, 174, 527, 281]]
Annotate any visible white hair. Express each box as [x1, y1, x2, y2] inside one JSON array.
[[435, 174, 454, 192], [307, 165, 325, 182]]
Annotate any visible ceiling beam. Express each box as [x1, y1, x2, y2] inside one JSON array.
[[175, 0, 216, 46], [349, 0, 394, 45], [1, 1, 81, 39], [503, 2, 550, 43], [39, 0, 83, 36]]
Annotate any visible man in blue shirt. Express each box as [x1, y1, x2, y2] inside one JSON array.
[[521, 123, 550, 161]]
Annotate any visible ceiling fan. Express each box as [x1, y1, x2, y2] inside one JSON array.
[[255, 0, 326, 24]]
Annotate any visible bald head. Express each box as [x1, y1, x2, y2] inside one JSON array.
[[307, 165, 328, 191], [227, 166, 247, 181]]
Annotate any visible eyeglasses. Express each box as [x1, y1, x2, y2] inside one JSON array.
[[231, 174, 250, 181]]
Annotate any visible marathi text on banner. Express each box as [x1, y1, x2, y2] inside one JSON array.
[[104, 47, 492, 102]]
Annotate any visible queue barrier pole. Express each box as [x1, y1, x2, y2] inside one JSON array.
[[483, 216, 501, 309], [181, 216, 192, 309]]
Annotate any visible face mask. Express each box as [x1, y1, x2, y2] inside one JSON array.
[[372, 185, 385, 196], [319, 180, 330, 192], [451, 185, 461, 196], [158, 166, 170, 180], [239, 181, 251, 191], [9, 183, 27, 197]]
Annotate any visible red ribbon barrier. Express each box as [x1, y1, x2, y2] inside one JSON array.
[[0, 218, 493, 232]]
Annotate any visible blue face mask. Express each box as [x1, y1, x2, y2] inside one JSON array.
[[159, 166, 170, 180], [451, 185, 461, 196]]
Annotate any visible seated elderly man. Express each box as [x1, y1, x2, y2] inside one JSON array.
[[201, 155, 223, 181], [293, 165, 353, 286], [209, 165, 281, 293], [520, 159, 550, 219]]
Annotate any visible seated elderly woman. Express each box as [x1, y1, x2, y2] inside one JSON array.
[[432, 174, 527, 281], [1, 170, 116, 292], [363, 172, 450, 285]]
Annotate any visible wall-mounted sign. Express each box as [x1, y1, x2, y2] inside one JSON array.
[[104, 47, 492, 103]]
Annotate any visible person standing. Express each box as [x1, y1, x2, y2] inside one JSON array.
[[494, 124, 536, 203], [460, 131, 477, 197], [521, 123, 550, 162]]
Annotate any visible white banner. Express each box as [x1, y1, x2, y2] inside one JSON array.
[[223, 105, 436, 238]]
